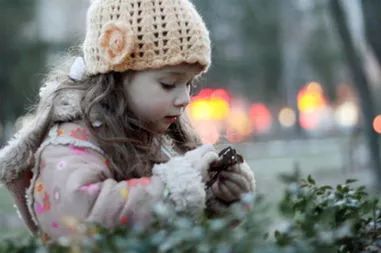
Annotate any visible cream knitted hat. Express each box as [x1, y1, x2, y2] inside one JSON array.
[[82, 0, 211, 76]]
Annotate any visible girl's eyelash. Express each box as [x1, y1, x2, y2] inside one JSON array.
[[160, 82, 175, 89], [159, 81, 196, 90]]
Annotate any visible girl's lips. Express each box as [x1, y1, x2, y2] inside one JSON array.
[[164, 116, 178, 124]]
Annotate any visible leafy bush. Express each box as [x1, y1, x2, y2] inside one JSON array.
[[0, 173, 380, 253], [277, 172, 381, 253]]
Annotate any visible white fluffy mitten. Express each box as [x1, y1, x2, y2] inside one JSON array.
[[152, 144, 218, 215]]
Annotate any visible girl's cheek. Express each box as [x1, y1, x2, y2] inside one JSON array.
[[149, 99, 170, 114]]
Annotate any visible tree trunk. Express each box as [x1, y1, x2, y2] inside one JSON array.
[[362, 0, 381, 65], [330, 0, 381, 190]]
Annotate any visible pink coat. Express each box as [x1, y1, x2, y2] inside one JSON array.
[[30, 122, 171, 239]]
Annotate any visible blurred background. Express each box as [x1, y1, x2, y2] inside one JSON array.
[[1, 0, 381, 238]]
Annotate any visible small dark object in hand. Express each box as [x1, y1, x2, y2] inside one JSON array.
[[205, 147, 243, 189]]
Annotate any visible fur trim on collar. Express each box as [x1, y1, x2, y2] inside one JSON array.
[[0, 80, 83, 184]]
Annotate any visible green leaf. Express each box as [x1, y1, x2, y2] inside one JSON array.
[[307, 175, 316, 185], [320, 185, 333, 191], [345, 179, 357, 184]]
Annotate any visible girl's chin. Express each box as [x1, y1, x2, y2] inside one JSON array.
[[145, 121, 171, 134]]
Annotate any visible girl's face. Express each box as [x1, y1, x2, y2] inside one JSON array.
[[124, 63, 203, 133]]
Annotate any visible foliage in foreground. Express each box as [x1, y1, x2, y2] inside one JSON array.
[[0, 172, 380, 253]]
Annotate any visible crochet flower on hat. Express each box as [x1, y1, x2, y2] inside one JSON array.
[[99, 21, 135, 65]]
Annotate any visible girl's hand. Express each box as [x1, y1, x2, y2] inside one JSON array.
[[211, 162, 255, 203]]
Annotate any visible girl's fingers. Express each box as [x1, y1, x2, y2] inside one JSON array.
[[239, 162, 256, 191], [220, 171, 250, 193], [219, 179, 242, 198], [215, 180, 235, 202], [226, 163, 240, 172], [225, 162, 255, 191]]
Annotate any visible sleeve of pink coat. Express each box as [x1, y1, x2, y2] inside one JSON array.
[[32, 142, 166, 239]]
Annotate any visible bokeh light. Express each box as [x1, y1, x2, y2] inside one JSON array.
[[297, 82, 327, 113], [192, 121, 221, 144], [188, 100, 214, 121], [188, 89, 230, 121], [300, 112, 320, 130], [297, 82, 328, 130], [188, 88, 264, 144], [373, 115, 381, 134], [225, 104, 254, 143], [188, 88, 233, 144], [249, 103, 272, 134], [279, 107, 296, 128], [334, 101, 359, 128], [210, 88, 231, 102]]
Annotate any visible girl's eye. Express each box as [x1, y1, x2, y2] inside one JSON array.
[[160, 82, 175, 90]]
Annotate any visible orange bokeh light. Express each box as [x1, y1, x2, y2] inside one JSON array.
[[189, 88, 274, 143], [373, 115, 381, 134], [225, 105, 254, 143], [188, 97, 230, 121], [188, 88, 233, 143]]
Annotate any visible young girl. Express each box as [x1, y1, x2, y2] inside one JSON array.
[[0, 0, 255, 241]]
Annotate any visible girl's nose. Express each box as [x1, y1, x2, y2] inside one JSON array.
[[174, 87, 191, 108]]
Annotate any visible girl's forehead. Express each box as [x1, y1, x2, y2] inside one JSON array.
[[145, 63, 203, 78]]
